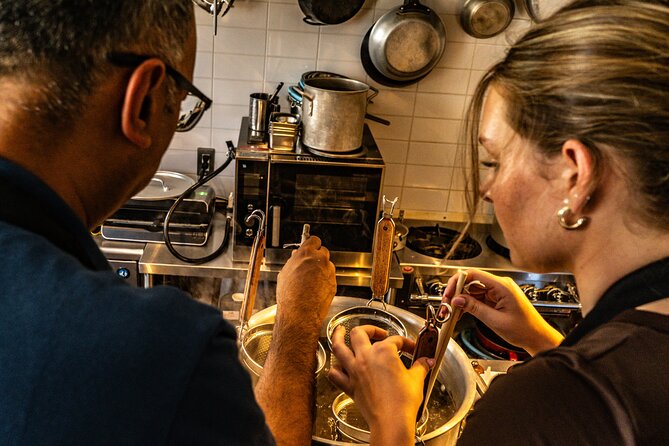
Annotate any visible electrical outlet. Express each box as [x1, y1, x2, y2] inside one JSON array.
[[197, 147, 215, 177]]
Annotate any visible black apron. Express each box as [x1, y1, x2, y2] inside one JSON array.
[[563, 256, 669, 346]]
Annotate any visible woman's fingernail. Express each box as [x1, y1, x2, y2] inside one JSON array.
[[427, 358, 436, 368]]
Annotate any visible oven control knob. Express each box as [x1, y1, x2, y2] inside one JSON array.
[[245, 228, 254, 237], [247, 204, 254, 211], [116, 267, 131, 280]]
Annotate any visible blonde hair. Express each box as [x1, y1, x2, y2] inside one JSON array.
[[465, 0, 669, 227]]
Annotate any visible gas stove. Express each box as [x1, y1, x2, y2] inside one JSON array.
[[392, 220, 582, 361]]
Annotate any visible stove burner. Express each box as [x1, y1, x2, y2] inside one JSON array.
[[485, 234, 510, 259], [406, 225, 482, 260]]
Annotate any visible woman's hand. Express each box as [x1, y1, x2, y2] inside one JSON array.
[[440, 269, 563, 356], [328, 325, 433, 446]]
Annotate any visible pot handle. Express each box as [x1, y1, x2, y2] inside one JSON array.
[[302, 90, 315, 116], [367, 85, 379, 103], [365, 113, 391, 126]]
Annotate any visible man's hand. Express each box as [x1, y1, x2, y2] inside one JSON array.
[[275, 236, 336, 332]]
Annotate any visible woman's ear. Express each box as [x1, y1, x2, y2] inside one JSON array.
[[560, 139, 596, 213], [120, 59, 167, 148]]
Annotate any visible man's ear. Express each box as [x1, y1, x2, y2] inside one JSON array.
[[560, 139, 597, 213], [120, 59, 167, 148]]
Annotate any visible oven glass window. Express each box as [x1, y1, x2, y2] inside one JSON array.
[[269, 163, 382, 252]]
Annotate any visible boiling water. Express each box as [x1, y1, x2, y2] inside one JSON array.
[[312, 341, 456, 442]]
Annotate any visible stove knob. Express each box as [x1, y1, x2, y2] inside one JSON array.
[[116, 267, 130, 280], [245, 228, 254, 238]]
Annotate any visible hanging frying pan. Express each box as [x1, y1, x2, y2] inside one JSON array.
[[360, 0, 446, 87], [460, 0, 515, 39], [299, 0, 366, 26]]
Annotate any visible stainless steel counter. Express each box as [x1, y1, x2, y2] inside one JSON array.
[[131, 214, 404, 288]]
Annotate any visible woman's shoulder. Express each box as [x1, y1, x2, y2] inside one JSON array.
[[459, 313, 669, 445]]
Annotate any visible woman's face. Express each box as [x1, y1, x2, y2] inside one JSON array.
[[479, 87, 566, 272]]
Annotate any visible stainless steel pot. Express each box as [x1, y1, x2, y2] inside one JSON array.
[[246, 296, 478, 445], [301, 78, 377, 153]]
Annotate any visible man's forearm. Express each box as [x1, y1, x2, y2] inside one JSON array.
[[255, 323, 320, 446]]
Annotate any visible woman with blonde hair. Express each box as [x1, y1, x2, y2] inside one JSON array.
[[328, 1, 669, 444]]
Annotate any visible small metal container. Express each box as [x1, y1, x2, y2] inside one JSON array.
[[269, 113, 300, 151]]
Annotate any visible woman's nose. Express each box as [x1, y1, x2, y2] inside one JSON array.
[[480, 189, 493, 203]]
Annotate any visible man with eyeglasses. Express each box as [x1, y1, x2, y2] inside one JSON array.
[[0, 2, 335, 445]]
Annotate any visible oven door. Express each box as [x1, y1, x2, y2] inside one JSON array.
[[266, 160, 383, 268]]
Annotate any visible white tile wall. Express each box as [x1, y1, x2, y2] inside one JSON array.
[[163, 0, 533, 222]]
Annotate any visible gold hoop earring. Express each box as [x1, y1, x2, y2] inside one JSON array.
[[557, 206, 587, 230]]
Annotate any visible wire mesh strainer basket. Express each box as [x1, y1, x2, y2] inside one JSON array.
[[240, 323, 327, 377], [326, 303, 407, 349], [332, 392, 428, 443]]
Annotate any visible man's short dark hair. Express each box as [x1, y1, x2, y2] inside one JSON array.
[[0, 1, 194, 126]]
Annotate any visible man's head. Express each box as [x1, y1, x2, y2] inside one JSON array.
[[0, 1, 198, 228], [0, 1, 194, 130]]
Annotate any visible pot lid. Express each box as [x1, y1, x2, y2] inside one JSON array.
[[132, 171, 195, 201]]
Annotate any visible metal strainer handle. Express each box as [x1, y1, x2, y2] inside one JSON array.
[[365, 297, 387, 311], [239, 209, 266, 331]]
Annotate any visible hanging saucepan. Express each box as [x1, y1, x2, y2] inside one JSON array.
[[460, 0, 515, 39], [524, 0, 573, 22], [299, 0, 366, 26], [360, 0, 446, 87]]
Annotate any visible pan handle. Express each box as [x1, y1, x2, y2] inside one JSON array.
[[400, 0, 430, 14], [302, 16, 326, 26], [365, 113, 391, 126]]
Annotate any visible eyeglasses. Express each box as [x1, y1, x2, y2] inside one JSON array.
[[107, 52, 212, 132]]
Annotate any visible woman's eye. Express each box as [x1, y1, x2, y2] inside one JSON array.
[[480, 160, 499, 170]]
